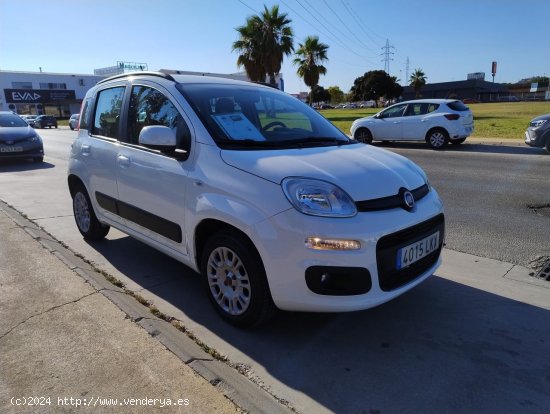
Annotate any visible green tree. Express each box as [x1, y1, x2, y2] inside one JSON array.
[[327, 86, 344, 104], [410, 68, 427, 98], [308, 85, 331, 104], [232, 5, 294, 85], [293, 36, 329, 105], [350, 70, 403, 102]]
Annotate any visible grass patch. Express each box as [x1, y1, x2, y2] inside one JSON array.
[[320, 102, 550, 140]]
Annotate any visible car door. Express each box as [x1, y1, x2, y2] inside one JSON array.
[[84, 85, 127, 226], [373, 103, 407, 140], [115, 82, 193, 256], [400, 102, 429, 140]]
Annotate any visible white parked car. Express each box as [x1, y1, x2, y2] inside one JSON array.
[[67, 72, 444, 327], [351, 99, 474, 149]]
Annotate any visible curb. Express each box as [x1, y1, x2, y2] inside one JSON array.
[[0, 200, 294, 414]]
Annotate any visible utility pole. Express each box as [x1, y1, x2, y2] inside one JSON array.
[[405, 57, 410, 84], [381, 39, 395, 75]]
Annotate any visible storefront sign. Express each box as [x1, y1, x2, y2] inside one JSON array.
[[4, 89, 76, 103]]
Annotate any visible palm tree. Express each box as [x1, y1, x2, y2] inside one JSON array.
[[410, 69, 427, 98], [293, 36, 329, 105], [232, 5, 294, 86]]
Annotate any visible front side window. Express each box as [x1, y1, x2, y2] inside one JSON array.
[[92, 87, 125, 139], [177, 83, 349, 150], [381, 104, 406, 118], [127, 86, 190, 149], [79, 98, 92, 130]]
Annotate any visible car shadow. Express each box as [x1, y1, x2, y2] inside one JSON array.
[[0, 159, 55, 171], [373, 141, 547, 156], [86, 235, 550, 414]]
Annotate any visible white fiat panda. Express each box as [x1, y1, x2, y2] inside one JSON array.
[[67, 71, 444, 327]]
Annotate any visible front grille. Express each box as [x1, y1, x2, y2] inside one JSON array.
[[356, 184, 429, 212], [376, 214, 444, 291]]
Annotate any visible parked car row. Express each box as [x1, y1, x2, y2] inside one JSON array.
[[18, 114, 58, 129]]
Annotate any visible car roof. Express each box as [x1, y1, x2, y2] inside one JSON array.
[[98, 71, 273, 90], [397, 99, 459, 105]]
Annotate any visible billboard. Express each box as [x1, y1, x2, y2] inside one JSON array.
[[4, 89, 76, 103]]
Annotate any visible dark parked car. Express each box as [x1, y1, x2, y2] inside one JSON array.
[[0, 111, 44, 163], [34, 115, 58, 129], [525, 114, 550, 154]]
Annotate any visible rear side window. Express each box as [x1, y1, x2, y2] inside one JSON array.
[[92, 87, 125, 139], [447, 101, 469, 111]]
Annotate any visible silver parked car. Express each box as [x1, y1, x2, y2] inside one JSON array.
[[69, 113, 80, 130], [525, 114, 550, 154]]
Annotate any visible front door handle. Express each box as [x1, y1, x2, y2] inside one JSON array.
[[117, 155, 131, 168]]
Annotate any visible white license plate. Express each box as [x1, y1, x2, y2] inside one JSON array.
[[396, 231, 440, 270], [0, 146, 23, 153]]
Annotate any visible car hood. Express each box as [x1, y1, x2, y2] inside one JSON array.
[[0, 126, 37, 142], [220, 144, 426, 201], [531, 114, 550, 123]]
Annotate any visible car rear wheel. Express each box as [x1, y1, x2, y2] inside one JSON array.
[[426, 128, 449, 149], [72, 183, 110, 240], [201, 230, 276, 328], [354, 127, 373, 144]]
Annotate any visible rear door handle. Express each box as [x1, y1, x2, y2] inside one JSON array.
[[117, 155, 131, 168], [81, 144, 91, 155]]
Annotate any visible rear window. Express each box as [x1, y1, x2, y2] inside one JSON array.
[[447, 101, 469, 111]]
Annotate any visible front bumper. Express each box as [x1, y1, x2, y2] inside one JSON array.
[[525, 128, 546, 147], [252, 188, 444, 312], [0, 142, 44, 160]]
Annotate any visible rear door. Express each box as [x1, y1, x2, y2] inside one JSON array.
[[84, 84, 127, 226]]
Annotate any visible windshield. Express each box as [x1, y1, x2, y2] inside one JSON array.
[[0, 113, 29, 127], [176, 83, 350, 149]]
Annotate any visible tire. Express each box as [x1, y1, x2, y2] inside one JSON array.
[[354, 127, 373, 144], [70, 125, 74, 131], [426, 128, 449, 149], [72, 183, 110, 241], [450, 138, 466, 145], [201, 230, 276, 328], [545, 140, 550, 155]]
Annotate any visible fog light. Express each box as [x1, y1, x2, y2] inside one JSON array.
[[305, 237, 361, 251]]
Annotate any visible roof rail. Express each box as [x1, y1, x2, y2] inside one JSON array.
[[97, 71, 175, 85]]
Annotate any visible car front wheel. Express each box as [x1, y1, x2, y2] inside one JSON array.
[[201, 230, 276, 328], [72, 183, 110, 240], [426, 128, 449, 149]]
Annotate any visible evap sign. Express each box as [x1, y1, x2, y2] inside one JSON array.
[[4, 89, 76, 103]]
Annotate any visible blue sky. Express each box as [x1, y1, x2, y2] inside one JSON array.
[[1, 0, 548, 94]]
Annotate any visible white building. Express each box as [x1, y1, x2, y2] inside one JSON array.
[[0, 70, 106, 117]]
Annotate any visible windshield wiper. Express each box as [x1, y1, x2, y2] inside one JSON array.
[[282, 137, 351, 147]]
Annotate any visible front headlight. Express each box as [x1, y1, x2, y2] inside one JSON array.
[[531, 119, 547, 128], [282, 177, 357, 217]]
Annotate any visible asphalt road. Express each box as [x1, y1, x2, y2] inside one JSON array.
[[1, 129, 550, 414]]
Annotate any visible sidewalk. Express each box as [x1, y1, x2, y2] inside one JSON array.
[[0, 207, 243, 413]]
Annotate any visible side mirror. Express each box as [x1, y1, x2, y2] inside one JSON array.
[[139, 125, 176, 151]]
